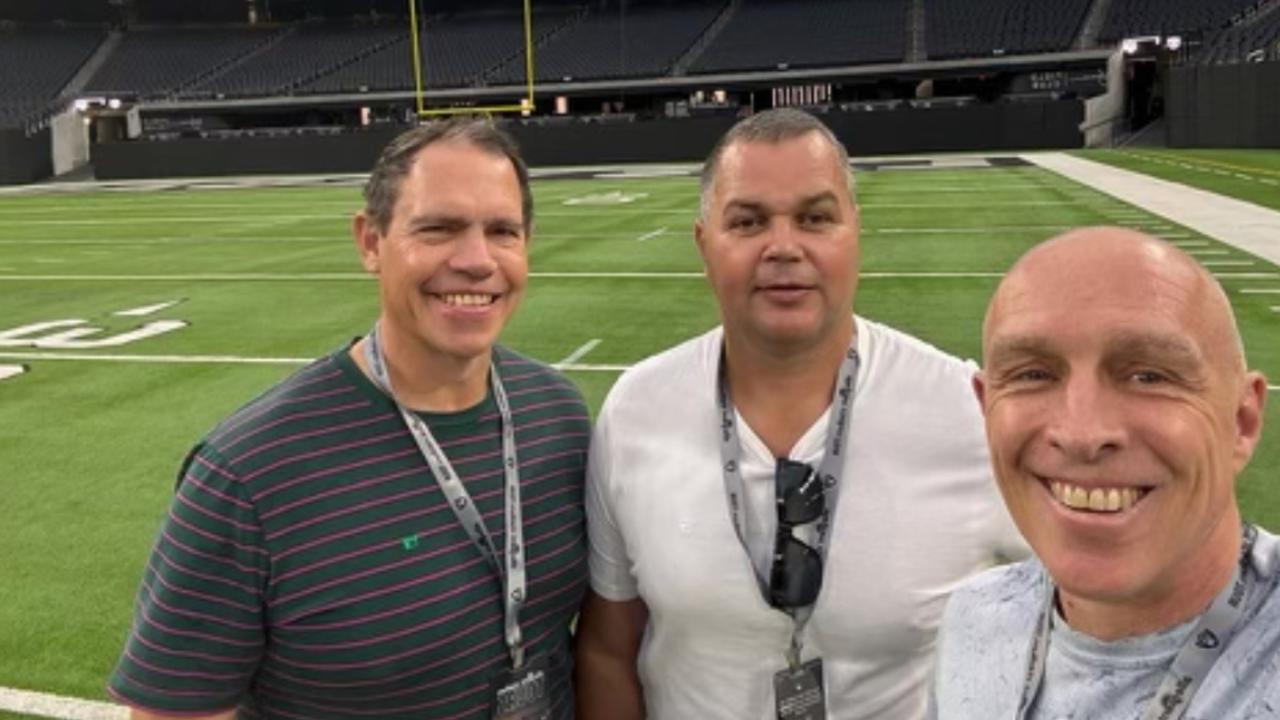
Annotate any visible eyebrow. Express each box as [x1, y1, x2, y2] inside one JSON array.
[[406, 214, 466, 228], [1105, 331, 1204, 369], [722, 191, 842, 216], [986, 331, 1204, 369]]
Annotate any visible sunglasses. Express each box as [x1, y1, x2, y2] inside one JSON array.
[[768, 459, 826, 610]]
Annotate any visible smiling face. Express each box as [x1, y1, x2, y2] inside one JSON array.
[[354, 139, 528, 370], [976, 229, 1266, 619], [695, 132, 860, 357]]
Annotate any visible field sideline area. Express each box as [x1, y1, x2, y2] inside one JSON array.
[[1, 150, 1278, 718]]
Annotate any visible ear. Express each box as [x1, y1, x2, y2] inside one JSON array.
[[972, 370, 988, 410], [1232, 371, 1268, 473], [693, 218, 708, 262], [353, 212, 381, 275]]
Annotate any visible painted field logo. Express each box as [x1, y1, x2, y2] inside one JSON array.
[[0, 364, 28, 383], [562, 191, 649, 205], [0, 301, 187, 349]]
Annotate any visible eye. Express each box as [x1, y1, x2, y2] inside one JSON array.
[[1129, 369, 1170, 385], [726, 215, 764, 233], [799, 211, 834, 227], [1000, 365, 1055, 386], [489, 225, 524, 245]]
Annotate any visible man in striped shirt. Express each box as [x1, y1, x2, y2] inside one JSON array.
[[108, 118, 591, 719]]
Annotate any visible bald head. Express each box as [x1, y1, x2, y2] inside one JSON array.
[[974, 226, 1268, 639], [985, 226, 1245, 375]]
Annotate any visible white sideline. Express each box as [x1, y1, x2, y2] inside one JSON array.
[[1024, 153, 1280, 266], [0, 686, 125, 720]]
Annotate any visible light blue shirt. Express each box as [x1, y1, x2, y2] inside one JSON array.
[[931, 528, 1280, 719]]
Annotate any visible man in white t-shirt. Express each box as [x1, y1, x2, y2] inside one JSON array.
[[932, 227, 1279, 719], [573, 108, 1026, 720]]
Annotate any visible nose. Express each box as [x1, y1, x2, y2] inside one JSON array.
[[1044, 374, 1126, 463], [448, 226, 497, 278], [761, 219, 803, 263]]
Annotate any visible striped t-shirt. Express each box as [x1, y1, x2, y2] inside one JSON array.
[[108, 343, 591, 719]]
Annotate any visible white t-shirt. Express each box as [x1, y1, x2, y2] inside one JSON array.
[[587, 317, 1026, 720], [931, 528, 1280, 720]]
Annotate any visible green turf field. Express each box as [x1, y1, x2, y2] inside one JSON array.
[[1078, 148, 1280, 212], [0, 158, 1278, 710]]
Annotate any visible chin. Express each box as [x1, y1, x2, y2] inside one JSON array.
[[1039, 545, 1151, 604]]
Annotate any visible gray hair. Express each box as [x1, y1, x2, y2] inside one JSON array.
[[699, 108, 855, 219], [362, 117, 532, 234]]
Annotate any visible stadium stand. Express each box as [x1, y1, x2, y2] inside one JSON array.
[[1198, 5, 1280, 63], [1100, 0, 1265, 41], [84, 26, 285, 98], [488, 0, 726, 83], [689, 0, 907, 73], [0, 25, 105, 129], [301, 6, 582, 94], [191, 22, 407, 97], [925, 0, 1093, 59]]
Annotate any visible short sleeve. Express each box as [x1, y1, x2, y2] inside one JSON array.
[[107, 442, 268, 714], [584, 406, 640, 601]]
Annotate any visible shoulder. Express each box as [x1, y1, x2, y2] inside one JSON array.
[[495, 345, 588, 408], [857, 316, 978, 390], [203, 347, 371, 460], [601, 328, 718, 416], [947, 560, 1043, 618], [941, 560, 1045, 651]]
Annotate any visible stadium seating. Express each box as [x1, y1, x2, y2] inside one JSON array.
[[925, 0, 1092, 59], [488, 0, 725, 83], [84, 26, 285, 97], [0, 25, 105, 128], [1100, 0, 1264, 41], [190, 22, 407, 97], [690, 0, 906, 73], [302, 7, 582, 94], [1199, 7, 1280, 63]]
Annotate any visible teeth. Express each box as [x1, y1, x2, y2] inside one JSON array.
[[442, 294, 494, 307], [1050, 481, 1146, 513]]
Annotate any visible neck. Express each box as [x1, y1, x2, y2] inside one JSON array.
[[723, 319, 854, 458], [352, 319, 491, 413], [1058, 512, 1244, 641]]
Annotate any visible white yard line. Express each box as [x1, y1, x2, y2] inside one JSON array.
[[637, 227, 668, 242], [1025, 153, 1280, 266], [0, 686, 125, 720], [0, 350, 629, 373], [0, 351, 312, 365], [1186, 249, 1230, 256], [1241, 288, 1280, 294], [2, 351, 1266, 387], [113, 300, 183, 317], [0, 270, 1274, 282], [1200, 260, 1256, 267], [556, 339, 602, 366], [13, 215, 347, 225]]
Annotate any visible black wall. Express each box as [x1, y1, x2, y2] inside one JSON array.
[[0, 129, 52, 185], [93, 100, 1084, 180], [1166, 62, 1280, 148]]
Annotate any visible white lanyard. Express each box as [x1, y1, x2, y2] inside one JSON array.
[[1017, 524, 1258, 720], [716, 338, 859, 669], [362, 326, 528, 669]]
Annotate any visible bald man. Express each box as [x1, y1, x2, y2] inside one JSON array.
[[930, 227, 1279, 719]]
